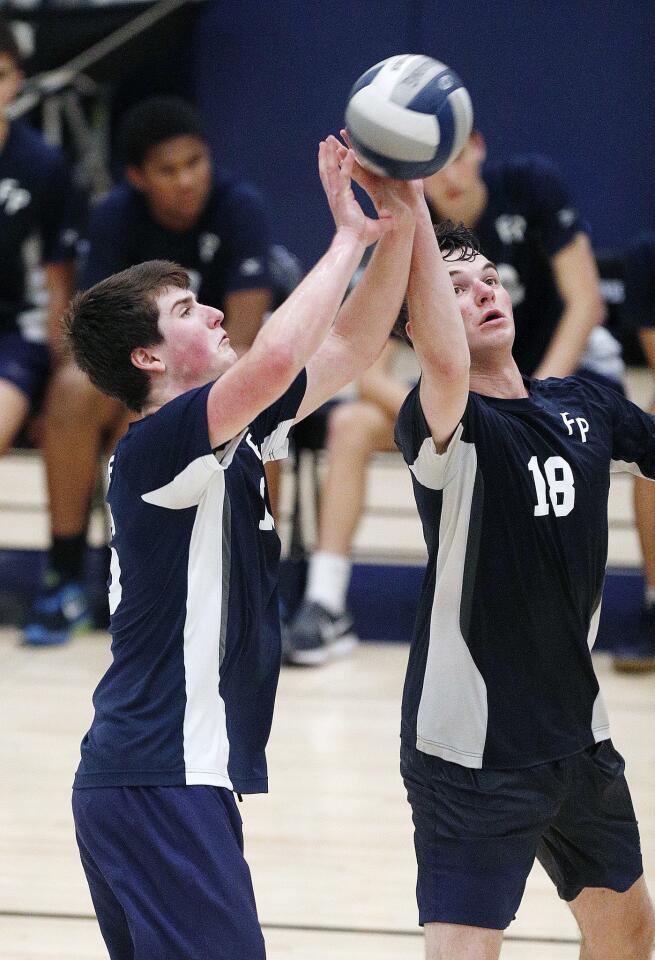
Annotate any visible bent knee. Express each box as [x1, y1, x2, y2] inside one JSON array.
[[326, 401, 392, 453], [47, 362, 120, 423]]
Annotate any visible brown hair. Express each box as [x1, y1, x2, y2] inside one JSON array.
[[65, 260, 189, 412]]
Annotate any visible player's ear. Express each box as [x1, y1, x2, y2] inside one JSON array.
[[126, 165, 147, 193], [131, 346, 165, 373]]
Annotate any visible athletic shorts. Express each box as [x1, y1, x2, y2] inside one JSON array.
[[0, 331, 51, 410], [401, 739, 643, 930], [72, 785, 265, 960]]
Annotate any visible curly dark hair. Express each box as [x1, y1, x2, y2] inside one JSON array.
[[65, 260, 189, 412], [118, 96, 207, 169], [393, 219, 480, 344]]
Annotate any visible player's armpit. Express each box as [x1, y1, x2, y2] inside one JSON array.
[[418, 370, 468, 452]]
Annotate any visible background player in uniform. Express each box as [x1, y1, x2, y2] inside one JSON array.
[[613, 232, 655, 672], [24, 96, 273, 646], [392, 183, 655, 958], [0, 19, 79, 457], [285, 127, 615, 666], [66, 138, 418, 959]]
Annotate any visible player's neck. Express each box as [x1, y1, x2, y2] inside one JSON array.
[[469, 358, 527, 400], [427, 180, 488, 229], [148, 197, 199, 232]]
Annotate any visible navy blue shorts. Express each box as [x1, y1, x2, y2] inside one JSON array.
[[72, 786, 265, 960], [0, 331, 51, 409], [401, 740, 643, 930]]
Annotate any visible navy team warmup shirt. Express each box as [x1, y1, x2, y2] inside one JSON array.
[[0, 120, 80, 337], [395, 376, 655, 770], [74, 372, 306, 793], [429, 156, 584, 376], [80, 173, 271, 301]]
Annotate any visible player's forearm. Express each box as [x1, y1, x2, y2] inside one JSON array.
[[533, 299, 605, 379], [330, 213, 415, 369], [251, 228, 365, 371], [408, 203, 469, 378]]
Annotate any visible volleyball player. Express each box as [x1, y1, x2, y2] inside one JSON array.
[[0, 19, 79, 458], [67, 138, 417, 959], [393, 191, 655, 957]]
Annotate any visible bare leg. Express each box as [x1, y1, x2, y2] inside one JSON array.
[[0, 379, 30, 456], [569, 876, 655, 960], [424, 922, 503, 960], [42, 362, 125, 537], [317, 400, 397, 556]]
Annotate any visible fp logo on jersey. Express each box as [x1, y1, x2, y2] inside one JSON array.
[[561, 412, 589, 443]]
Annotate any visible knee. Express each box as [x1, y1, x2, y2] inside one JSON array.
[[46, 362, 109, 426], [325, 401, 386, 457], [584, 901, 655, 960]]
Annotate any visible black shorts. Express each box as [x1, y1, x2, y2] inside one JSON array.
[[402, 739, 643, 930], [0, 330, 51, 411], [73, 786, 265, 960]]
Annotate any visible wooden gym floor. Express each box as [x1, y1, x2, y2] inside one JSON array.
[[2, 630, 654, 959]]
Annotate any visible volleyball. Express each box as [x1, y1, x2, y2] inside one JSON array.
[[345, 54, 473, 179]]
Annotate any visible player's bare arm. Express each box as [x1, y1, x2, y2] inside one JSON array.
[[295, 136, 418, 420], [206, 138, 395, 448], [532, 232, 606, 379], [45, 261, 75, 364], [407, 197, 469, 451], [222, 287, 271, 356]]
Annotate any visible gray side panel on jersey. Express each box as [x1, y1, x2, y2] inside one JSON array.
[[260, 417, 296, 463], [219, 492, 231, 668], [182, 470, 233, 789], [610, 457, 647, 479], [587, 593, 611, 742], [414, 439, 489, 768]]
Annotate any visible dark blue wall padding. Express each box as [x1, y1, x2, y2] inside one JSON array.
[[193, 0, 654, 270]]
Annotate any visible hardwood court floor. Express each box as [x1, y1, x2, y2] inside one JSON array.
[[2, 630, 654, 959]]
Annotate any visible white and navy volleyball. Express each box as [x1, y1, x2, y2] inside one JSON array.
[[345, 54, 473, 179]]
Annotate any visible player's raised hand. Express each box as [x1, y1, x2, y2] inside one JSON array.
[[338, 129, 423, 214], [318, 136, 393, 248]]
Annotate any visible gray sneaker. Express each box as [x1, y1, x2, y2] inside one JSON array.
[[285, 600, 358, 666]]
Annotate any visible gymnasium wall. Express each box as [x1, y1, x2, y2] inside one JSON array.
[[192, 0, 655, 269]]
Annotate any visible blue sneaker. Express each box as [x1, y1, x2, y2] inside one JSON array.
[[23, 576, 92, 646], [284, 599, 358, 666]]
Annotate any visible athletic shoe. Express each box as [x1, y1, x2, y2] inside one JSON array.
[[612, 605, 655, 673], [284, 599, 358, 666], [23, 575, 92, 646]]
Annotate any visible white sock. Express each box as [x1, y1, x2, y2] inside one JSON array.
[[305, 551, 352, 616], [646, 585, 655, 609]]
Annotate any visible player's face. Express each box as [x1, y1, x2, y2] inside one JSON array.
[[129, 135, 212, 230], [423, 134, 485, 219], [0, 54, 22, 114], [156, 287, 237, 385], [447, 253, 515, 359]]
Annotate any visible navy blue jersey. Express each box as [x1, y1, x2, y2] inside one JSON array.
[[623, 232, 655, 330], [429, 156, 583, 376], [0, 120, 80, 338], [395, 376, 655, 769], [80, 172, 271, 304], [74, 371, 306, 793]]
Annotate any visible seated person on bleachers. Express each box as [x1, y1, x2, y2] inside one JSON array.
[[284, 130, 615, 666], [23, 96, 273, 646], [613, 232, 655, 673], [0, 19, 79, 457]]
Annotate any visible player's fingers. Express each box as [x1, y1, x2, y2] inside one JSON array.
[[340, 128, 352, 149]]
